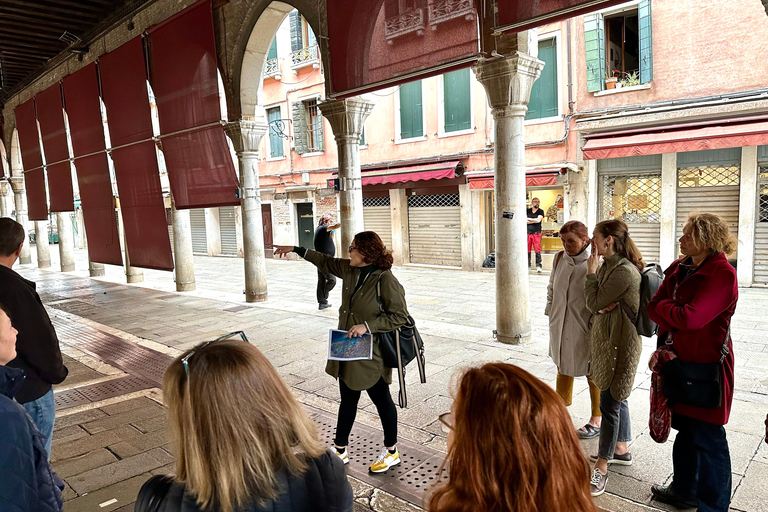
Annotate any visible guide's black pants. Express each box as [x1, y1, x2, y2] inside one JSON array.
[[334, 377, 398, 448]]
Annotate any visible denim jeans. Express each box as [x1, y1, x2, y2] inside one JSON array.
[[598, 389, 632, 460], [22, 388, 56, 459], [671, 413, 732, 512]]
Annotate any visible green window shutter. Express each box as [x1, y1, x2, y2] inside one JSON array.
[[584, 13, 606, 93], [267, 38, 278, 60], [639, 0, 653, 84], [289, 11, 303, 52], [526, 38, 558, 120], [443, 68, 471, 133], [291, 101, 308, 154], [360, 126, 366, 146], [308, 26, 317, 48], [267, 107, 283, 158], [399, 80, 423, 139]]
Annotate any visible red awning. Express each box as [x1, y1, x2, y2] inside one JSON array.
[[582, 116, 768, 160], [62, 64, 123, 267], [331, 161, 461, 187], [467, 168, 563, 190], [14, 98, 48, 220], [36, 83, 74, 212], [495, 0, 628, 33]]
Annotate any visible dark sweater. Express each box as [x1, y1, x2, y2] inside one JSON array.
[[0, 264, 68, 403]]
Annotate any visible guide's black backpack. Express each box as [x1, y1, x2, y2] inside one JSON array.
[[624, 262, 664, 337], [375, 274, 426, 408]]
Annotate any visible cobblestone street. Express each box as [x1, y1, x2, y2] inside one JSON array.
[[27, 247, 768, 512]]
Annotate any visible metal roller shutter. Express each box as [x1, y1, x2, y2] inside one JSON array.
[[754, 169, 768, 284], [363, 197, 392, 250], [676, 186, 740, 257], [219, 206, 238, 256], [407, 193, 461, 267], [626, 222, 660, 264], [189, 209, 208, 255]]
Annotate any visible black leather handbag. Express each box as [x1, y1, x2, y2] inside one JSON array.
[[661, 327, 730, 409], [375, 273, 426, 408]]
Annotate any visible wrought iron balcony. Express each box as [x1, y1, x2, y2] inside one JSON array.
[[384, 8, 425, 44], [264, 58, 281, 79], [290, 45, 321, 71], [428, 0, 476, 29]]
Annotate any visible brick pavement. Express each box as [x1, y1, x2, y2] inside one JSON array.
[[21, 246, 768, 511]]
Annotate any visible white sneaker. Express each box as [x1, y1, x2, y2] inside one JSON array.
[[537, 267, 543, 274], [334, 446, 349, 465], [369, 447, 400, 473], [590, 468, 608, 497]]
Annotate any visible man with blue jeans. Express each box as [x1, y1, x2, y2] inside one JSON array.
[[0, 218, 68, 458]]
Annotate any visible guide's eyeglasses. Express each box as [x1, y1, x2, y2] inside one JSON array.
[[181, 331, 248, 377], [348, 245, 357, 253]]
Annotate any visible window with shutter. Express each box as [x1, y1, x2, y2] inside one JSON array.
[[267, 107, 284, 158], [267, 38, 278, 60], [584, 13, 606, 93], [360, 126, 366, 146], [291, 101, 308, 154], [399, 80, 423, 140], [638, 0, 653, 83], [289, 11, 303, 52], [443, 68, 471, 133], [526, 38, 558, 121], [305, 99, 324, 153]]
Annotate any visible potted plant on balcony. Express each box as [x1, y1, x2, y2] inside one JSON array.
[[605, 70, 619, 89], [619, 71, 641, 88]]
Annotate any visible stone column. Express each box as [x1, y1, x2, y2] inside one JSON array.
[[659, 153, 678, 269], [82, 229, 105, 276], [319, 98, 374, 258], [171, 194, 196, 291], [0, 181, 8, 218], [737, 146, 758, 287], [34, 221, 51, 268], [226, 116, 269, 302], [56, 212, 75, 271], [389, 188, 409, 266], [474, 52, 543, 345], [117, 208, 143, 283], [8, 177, 31, 264]]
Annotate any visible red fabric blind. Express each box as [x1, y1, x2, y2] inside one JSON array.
[[36, 84, 74, 212], [147, 0, 220, 132], [14, 99, 48, 220], [326, 0, 480, 97], [98, 38, 154, 146], [495, 0, 627, 32], [160, 126, 240, 208], [62, 64, 123, 266], [100, 39, 173, 271], [111, 141, 173, 271], [146, 0, 240, 209]]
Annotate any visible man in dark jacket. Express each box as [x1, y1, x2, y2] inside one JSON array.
[[0, 303, 64, 512], [0, 218, 68, 457], [314, 214, 341, 310]]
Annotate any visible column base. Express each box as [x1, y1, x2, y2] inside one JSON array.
[[20, 255, 32, 265], [89, 268, 106, 277], [176, 282, 196, 292], [245, 291, 268, 303], [38, 260, 51, 269], [61, 264, 75, 272], [494, 330, 531, 345], [126, 274, 144, 283]]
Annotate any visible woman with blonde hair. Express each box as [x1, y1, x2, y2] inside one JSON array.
[[648, 213, 738, 512], [546, 220, 601, 439], [134, 335, 353, 512], [430, 363, 597, 512], [585, 219, 643, 496]]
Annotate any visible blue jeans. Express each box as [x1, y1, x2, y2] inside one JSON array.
[[22, 388, 55, 459], [671, 413, 732, 512], [598, 389, 632, 460]]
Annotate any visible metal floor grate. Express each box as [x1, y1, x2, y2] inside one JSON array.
[[53, 316, 174, 386], [55, 375, 156, 411], [306, 406, 447, 506]]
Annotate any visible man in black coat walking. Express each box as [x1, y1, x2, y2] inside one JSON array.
[[314, 214, 340, 310], [0, 218, 68, 458]]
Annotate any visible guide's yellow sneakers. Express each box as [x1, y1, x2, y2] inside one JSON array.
[[369, 447, 400, 473], [335, 447, 349, 465]]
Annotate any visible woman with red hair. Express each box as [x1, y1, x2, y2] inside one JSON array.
[[430, 363, 597, 512]]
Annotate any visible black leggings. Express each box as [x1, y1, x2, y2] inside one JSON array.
[[335, 377, 398, 448]]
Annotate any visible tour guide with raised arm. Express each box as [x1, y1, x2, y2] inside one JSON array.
[[274, 231, 409, 474]]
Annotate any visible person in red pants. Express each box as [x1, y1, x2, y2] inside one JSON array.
[[527, 197, 544, 273]]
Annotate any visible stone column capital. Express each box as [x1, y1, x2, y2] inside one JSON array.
[[0, 180, 7, 196], [473, 52, 544, 117], [226, 111, 268, 154], [319, 98, 375, 142], [7, 176, 24, 193]]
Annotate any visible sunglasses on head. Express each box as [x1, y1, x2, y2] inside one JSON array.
[[181, 331, 248, 377]]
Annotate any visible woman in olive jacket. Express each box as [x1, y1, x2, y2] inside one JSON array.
[[584, 219, 643, 498], [275, 231, 408, 474]]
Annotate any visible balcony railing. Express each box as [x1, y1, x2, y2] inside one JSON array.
[[290, 45, 321, 71], [264, 58, 281, 79], [428, 0, 476, 29], [384, 8, 425, 44]]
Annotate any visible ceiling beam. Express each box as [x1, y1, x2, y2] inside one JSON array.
[[0, 5, 103, 22]]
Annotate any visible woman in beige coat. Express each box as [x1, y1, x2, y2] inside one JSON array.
[[584, 219, 643, 497], [546, 221, 601, 439]]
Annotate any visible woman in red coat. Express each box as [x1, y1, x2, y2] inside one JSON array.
[[647, 213, 738, 512]]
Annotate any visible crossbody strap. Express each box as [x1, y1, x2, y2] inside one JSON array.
[[718, 325, 731, 364]]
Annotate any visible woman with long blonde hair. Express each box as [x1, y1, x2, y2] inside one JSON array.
[[430, 363, 597, 512], [134, 336, 353, 512]]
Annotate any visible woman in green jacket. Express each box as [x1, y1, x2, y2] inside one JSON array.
[[584, 219, 643, 497], [274, 231, 409, 474]]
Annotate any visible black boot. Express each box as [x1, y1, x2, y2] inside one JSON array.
[[651, 484, 697, 508]]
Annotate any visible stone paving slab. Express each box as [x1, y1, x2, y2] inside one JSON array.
[[19, 247, 768, 511]]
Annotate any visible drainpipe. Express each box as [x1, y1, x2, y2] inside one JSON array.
[[566, 19, 574, 113]]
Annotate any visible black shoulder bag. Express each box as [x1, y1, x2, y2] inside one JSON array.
[[375, 273, 426, 408], [660, 327, 730, 409]]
